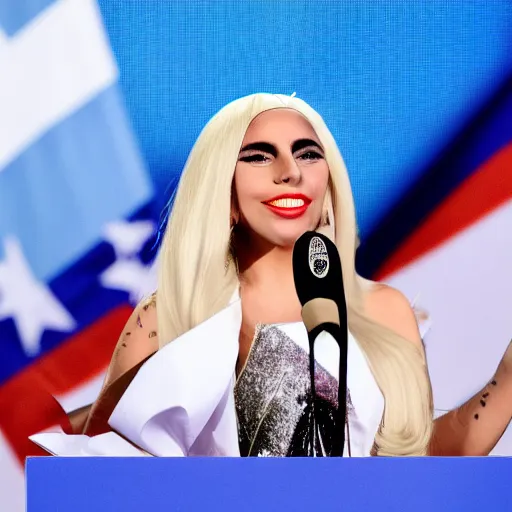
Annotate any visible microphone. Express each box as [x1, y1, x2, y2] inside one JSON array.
[[292, 231, 348, 457]]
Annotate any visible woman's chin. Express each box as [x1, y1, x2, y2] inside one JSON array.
[[245, 218, 320, 250], [269, 226, 312, 248]]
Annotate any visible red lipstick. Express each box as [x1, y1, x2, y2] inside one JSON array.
[[262, 193, 312, 220]]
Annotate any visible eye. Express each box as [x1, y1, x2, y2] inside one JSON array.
[[238, 153, 271, 163], [298, 151, 323, 161]]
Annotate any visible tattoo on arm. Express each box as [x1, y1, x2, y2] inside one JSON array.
[[473, 380, 498, 420], [120, 332, 131, 349]]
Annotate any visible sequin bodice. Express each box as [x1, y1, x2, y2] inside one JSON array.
[[234, 322, 384, 457]]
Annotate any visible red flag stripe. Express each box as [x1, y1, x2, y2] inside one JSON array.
[[0, 305, 132, 464], [377, 142, 512, 279]]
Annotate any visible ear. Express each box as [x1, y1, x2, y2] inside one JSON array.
[[317, 186, 335, 242], [230, 207, 240, 227]]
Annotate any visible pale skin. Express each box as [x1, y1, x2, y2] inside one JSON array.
[[78, 109, 511, 454]]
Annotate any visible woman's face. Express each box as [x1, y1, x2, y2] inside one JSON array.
[[234, 108, 330, 249]]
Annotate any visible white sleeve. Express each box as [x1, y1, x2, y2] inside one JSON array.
[[29, 430, 150, 457], [29, 299, 243, 458]]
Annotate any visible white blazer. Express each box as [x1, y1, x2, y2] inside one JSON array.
[[31, 290, 430, 458]]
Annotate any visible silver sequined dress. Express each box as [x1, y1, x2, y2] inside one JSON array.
[[235, 324, 364, 457]]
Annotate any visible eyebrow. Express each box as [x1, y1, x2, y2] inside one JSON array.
[[239, 138, 324, 157], [239, 142, 277, 157], [292, 138, 324, 154]]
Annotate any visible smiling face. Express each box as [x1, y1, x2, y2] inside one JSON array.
[[233, 108, 330, 249]]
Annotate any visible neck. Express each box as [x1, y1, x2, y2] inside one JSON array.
[[235, 231, 296, 292], [240, 246, 295, 290]]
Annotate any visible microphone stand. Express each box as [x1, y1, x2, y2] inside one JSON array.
[[307, 322, 348, 457], [293, 231, 349, 457]]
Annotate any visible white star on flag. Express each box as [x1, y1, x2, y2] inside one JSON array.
[[100, 220, 156, 304], [0, 237, 76, 356]]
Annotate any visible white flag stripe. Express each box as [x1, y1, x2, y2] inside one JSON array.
[[0, 0, 118, 170], [0, 430, 25, 512]]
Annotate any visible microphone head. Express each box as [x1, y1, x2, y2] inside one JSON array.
[[292, 231, 346, 310]]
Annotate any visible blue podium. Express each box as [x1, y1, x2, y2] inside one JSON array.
[[26, 457, 511, 511]]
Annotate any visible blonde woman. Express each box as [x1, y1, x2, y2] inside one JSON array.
[[31, 94, 510, 457]]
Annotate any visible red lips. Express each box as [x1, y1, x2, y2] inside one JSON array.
[[262, 194, 312, 219]]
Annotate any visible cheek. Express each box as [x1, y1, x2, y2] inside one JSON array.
[[306, 163, 330, 198], [233, 168, 265, 213]]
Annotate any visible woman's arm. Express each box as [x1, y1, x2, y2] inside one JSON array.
[[430, 341, 512, 456], [67, 404, 92, 434], [365, 285, 512, 456], [80, 294, 160, 435]]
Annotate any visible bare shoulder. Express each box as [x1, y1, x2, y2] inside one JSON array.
[[365, 283, 424, 352], [103, 293, 159, 386]]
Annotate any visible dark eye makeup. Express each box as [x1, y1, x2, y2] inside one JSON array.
[[298, 150, 323, 160], [238, 149, 324, 163], [238, 154, 270, 163]]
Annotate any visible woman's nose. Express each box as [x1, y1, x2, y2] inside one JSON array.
[[273, 156, 302, 185]]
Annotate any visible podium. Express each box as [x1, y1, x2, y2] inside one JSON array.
[[26, 457, 511, 511]]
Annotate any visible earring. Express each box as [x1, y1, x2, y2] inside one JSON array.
[[224, 251, 233, 272], [320, 208, 330, 227], [316, 199, 335, 242], [225, 220, 238, 272], [224, 244, 239, 274]]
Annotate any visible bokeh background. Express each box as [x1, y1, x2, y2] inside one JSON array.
[[1, 0, 511, 509]]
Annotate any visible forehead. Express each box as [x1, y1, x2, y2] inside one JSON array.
[[242, 108, 318, 143]]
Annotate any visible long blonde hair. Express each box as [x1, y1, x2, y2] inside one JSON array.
[[157, 93, 433, 456]]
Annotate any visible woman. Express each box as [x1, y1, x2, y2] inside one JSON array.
[[31, 93, 510, 457]]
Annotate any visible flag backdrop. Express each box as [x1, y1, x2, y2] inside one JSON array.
[[0, 1, 156, 509], [0, 1, 511, 510]]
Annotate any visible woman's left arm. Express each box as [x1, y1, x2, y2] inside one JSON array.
[[429, 341, 512, 456], [366, 285, 512, 456]]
